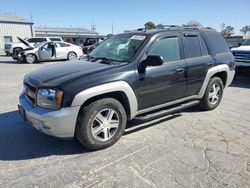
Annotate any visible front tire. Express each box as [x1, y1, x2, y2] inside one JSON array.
[[76, 98, 127, 150], [200, 77, 224, 111], [12, 47, 22, 59], [25, 54, 37, 64]]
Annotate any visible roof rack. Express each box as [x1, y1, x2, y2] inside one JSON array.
[[136, 25, 216, 32]]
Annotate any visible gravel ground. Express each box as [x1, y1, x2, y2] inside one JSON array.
[[0, 56, 250, 188]]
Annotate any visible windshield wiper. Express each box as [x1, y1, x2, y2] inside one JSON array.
[[95, 57, 114, 64]]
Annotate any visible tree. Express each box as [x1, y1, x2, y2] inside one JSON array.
[[221, 25, 234, 37], [240, 25, 250, 37], [144, 21, 155, 30], [185, 20, 202, 26], [156, 24, 164, 29]]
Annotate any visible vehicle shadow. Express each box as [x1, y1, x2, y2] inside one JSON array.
[[0, 110, 89, 161], [0, 110, 179, 161], [0, 60, 19, 64]]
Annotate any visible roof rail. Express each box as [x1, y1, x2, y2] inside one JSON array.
[[136, 25, 216, 32]]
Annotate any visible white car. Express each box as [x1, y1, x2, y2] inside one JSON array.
[[17, 40, 83, 64], [5, 37, 63, 59], [231, 39, 250, 67]]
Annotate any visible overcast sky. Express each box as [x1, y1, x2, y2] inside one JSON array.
[[0, 0, 249, 35]]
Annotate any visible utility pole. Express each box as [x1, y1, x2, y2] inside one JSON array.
[[91, 21, 96, 32]]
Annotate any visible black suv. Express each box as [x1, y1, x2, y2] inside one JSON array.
[[18, 26, 235, 150]]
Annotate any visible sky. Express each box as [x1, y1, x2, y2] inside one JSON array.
[[0, 0, 249, 35]]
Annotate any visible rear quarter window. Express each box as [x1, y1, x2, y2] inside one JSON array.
[[206, 33, 230, 54]]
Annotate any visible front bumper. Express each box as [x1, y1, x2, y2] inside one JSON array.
[[19, 93, 80, 138], [235, 61, 250, 67]]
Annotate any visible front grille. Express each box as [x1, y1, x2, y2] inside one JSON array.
[[24, 81, 37, 105], [234, 51, 250, 63]]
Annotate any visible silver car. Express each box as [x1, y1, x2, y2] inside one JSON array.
[[17, 40, 83, 63]]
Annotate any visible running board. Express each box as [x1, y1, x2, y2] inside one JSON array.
[[133, 100, 200, 122]]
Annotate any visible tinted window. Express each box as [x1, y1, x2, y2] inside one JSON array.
[[27, 38, 37, 43], [36, 38, 47, 42], [199, 36, 209, 56], [185, 36, 202, 58], [148, 37, 181, 62], [4, 36, 12, 43], [59, 43, 71, 47], [206, 33, 230, 54], [50, 38, 62, 41]]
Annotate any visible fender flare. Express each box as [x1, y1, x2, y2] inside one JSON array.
[[71, 81, 138, 117], [197, 64, 235, 98]]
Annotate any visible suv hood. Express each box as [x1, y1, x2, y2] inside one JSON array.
[[17, 37, 33, 48], [231, 45, 250, 52], [26, 60, 119, 87]]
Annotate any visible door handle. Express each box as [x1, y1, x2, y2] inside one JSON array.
[[176, 68, 184, 73]]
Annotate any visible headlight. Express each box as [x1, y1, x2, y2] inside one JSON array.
[[37, 88, 63, 109]]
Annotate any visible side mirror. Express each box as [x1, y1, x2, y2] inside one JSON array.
[[139, 55, 164, 69]]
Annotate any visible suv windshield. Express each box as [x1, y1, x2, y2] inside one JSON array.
[[242, 39, 250, 46], [90, 34, 147, 62]]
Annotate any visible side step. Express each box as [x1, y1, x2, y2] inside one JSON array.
[[133, 100, 200, 122]]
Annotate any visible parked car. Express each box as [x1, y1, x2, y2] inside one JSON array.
[[4, 37, 63, 59], [18, 26, 235, 150], [231, 39, 250, 67], [17, 40, 83, 63]]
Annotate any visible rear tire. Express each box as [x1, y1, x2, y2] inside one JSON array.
[[67, 52, 77, 60], [76, 98, 127, 150], [200, 77, 224, 111]]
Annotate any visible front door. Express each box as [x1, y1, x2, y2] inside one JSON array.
[[38, 42, 55, 60], [135, 34, 187, 110]]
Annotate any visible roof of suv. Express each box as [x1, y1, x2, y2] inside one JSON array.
[[121, 26, 217, 36]]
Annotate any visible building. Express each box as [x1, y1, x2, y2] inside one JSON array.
[[34, 26, 101, 47], [0, 13, 34, 53], [0, 13, 104, 54]]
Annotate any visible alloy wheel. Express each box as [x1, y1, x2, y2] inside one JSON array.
[[208, 83, 221, 105], [91, 108, 120, 142]]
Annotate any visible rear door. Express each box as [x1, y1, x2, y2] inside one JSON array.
[[182, 32, 214, 96]]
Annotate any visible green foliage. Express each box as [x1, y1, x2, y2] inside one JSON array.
[[221, 25, 234, 37], [144, 21, 155, 30], [240, 25, 250, 36]]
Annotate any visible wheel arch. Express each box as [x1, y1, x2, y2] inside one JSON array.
[[211, 71, 227, 86], [67, 51, 77, 59], [198, 64, 235, 98], [78, 91, 131, 119], [71, 81, 138, 120]]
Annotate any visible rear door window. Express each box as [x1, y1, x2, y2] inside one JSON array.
[[59, 43, 71, 47], [148, 37, 181, 62], [184, 35, 202, 58], [199, 36, 209, 56]]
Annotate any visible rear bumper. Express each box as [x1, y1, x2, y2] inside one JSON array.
[[19, 93, 80, 138]]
